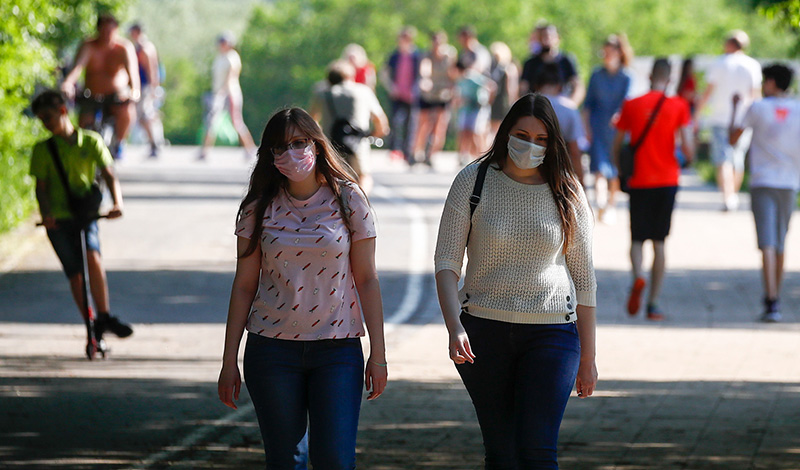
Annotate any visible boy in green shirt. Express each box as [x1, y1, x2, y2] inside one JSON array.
[[30, 90, 132, 348]]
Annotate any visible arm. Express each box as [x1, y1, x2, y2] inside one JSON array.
[[568, 76, 585, 106], [350, 237, 387, 400], [145, 43, 160, 89], [218, 236, 261, 409], [565, 191, 598, 397], [61, 42, 91, 99], [485, 77, 498, 106], [124, 41, 141, 102], [418, 57, 433, 93], [309, 91, 323, 123], [378, 57, 394, 96], [99, 165, 124, 219], [433, 172, 474, 363], [728, 94, 742, 146], [612, 129, 626, 169], [370, 105, 390, 138], [679, 125, 695, 164], [364, 64, 377, 90], [575, 304, 597, 398], [506, 63, 520, 103], [581, 108, 592, 143], [435, 269, 475, 364], [35, 180, 57, 229]]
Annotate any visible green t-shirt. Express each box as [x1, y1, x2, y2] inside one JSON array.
[[29, 128, 113, 220]]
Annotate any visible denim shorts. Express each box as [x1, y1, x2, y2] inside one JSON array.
[[710, 126, 751, 172], [46, 219, 101, 278]]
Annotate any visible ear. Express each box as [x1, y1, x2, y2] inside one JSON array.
[[59, 105, 69, 116]]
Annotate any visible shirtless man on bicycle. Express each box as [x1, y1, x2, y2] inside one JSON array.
[[61, 13, 140, 159]]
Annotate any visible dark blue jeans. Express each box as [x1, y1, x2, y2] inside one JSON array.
[[244, 333, 364, 470], [388, 99, 418, 163], [456, 312, 581, 470]]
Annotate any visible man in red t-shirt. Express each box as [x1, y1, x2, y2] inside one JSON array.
[[613, 58, 695, 321]]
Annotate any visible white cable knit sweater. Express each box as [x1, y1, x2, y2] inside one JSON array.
[[435, 163, 597, 324]]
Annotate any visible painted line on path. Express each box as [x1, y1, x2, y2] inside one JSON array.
[[130, 403, 254, 469], [370, 183, 429, 332]]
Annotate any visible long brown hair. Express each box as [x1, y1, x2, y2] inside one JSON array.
[[478, 93, 584, 251], [238, 107, 358, 258]]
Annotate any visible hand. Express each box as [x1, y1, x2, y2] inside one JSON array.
[[448, 328, 475, 364], [106, 205, 123, 219], [365, 356, 388, 400], [60, 82, 75, 100], [42, 215, 57, 230], [575, 358, 598, 398], [217, 363, 242, 409]]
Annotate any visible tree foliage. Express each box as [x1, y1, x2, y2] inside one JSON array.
[[237, 0, 794, 135], [753, 0, 800, 54]]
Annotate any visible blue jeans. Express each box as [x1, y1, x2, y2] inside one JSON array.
[[244, 333, 364, 470], [456, 312, 581, 470]]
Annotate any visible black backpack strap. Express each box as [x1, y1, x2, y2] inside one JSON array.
[[631, 92, 668, 153], [324, 89, 340, 120], [469, 159, 490, 217], [466, 159, 490, 244], [46, 137, 77, 204]]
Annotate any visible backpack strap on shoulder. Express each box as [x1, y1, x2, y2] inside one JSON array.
[[466, 159, 490, 244]]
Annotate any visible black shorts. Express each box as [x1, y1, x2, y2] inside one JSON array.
[[419, 99, 449, 110], [77, 90, 130, 118], [628, 186, 678, 242]]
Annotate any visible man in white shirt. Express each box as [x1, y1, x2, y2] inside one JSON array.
[[697, 30, 762, 211], [731, 63, 800, 322]]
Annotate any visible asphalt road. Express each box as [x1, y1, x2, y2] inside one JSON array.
[[3, 145, 800, 469]]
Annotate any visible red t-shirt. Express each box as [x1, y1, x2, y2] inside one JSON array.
[[616, 91, 690, 188]]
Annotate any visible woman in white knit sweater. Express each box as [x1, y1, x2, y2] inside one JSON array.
[[435, 93, 597, 469]]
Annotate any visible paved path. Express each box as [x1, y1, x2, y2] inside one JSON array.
[[1, 146, 800, 469]]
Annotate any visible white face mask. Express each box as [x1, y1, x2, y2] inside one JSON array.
[[507, 135, 546, 169]]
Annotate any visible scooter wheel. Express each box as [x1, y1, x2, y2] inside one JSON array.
[[86, 341, 98, 360]]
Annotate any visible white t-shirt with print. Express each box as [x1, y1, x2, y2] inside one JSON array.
[[742, 96, 800, 190]]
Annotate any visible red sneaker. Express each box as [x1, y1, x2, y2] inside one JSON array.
[[627, 277, 646, 316]]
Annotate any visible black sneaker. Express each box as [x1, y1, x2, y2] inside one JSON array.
[[95, 314, 133, 339]]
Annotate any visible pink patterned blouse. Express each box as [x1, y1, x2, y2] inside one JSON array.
[[235, 182, 376, 340]]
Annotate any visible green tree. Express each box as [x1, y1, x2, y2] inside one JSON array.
[[237, 0, 794, 136], [753, 0, 800, 54]]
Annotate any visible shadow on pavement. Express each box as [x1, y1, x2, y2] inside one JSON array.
[[0, 270, 414, 325], [357, 378, 800, 470], [2, 374, 796, 469], [3, 267, 799, 328], [0, 373, 254, 469]]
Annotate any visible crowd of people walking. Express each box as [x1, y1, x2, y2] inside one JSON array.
[[27, 11, 800, 469]]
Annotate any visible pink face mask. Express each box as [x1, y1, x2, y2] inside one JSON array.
[[274, 144, 316, 182]]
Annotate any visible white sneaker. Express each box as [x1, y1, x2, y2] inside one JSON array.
[[600, 207, 617, 225], [724, 194, 739, 212], [761, 311, 782, 323]]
